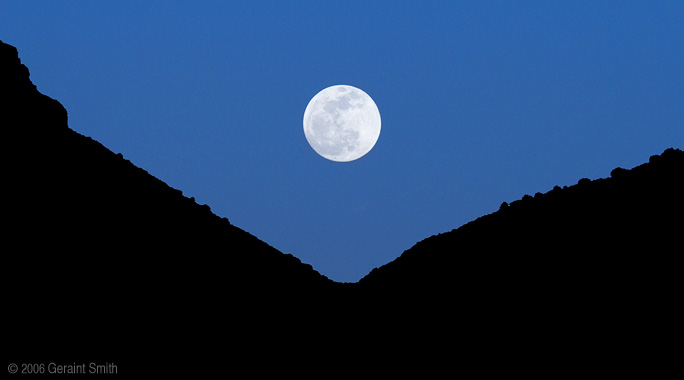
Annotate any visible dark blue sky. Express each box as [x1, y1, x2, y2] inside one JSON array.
[[3, 1, 683, 282]]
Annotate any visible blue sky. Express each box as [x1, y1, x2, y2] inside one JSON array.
[[3, 1, 683, 282]]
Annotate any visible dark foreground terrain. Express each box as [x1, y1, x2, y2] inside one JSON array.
[[3, 40, 681, 375]]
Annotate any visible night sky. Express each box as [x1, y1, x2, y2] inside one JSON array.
[[3, 1, 683, 282]]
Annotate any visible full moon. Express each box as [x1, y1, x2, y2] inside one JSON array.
[[303, 85, 381, 162]]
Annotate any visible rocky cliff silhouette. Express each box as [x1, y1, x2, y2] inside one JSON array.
[[3, 40, 681, 375], [354, 146, 682, 374], [360, 148, 683, 290], [2, 40, 341, 375]]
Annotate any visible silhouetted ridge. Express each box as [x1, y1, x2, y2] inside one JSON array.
[[359, 147, 683, 289], [352, 147, 682, 372], [2, 40, 339, 373], [1, 39, 332, 287], [5, 39, 681, 375]]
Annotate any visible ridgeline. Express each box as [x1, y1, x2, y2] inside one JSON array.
[[3, 40, 681, 376]]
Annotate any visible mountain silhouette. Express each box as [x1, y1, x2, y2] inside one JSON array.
[[353, 146, 682, 374], [2, 40, 343, 375], [360, 147, 683, 290], [3, 40, 681, 375]]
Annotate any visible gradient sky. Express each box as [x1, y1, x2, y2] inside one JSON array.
[[3, 1, 683, 282]]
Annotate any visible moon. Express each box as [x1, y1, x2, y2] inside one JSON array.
[[303, 85, 381, 162]]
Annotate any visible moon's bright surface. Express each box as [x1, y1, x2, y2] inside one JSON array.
[[303, 85, 381, 162]]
